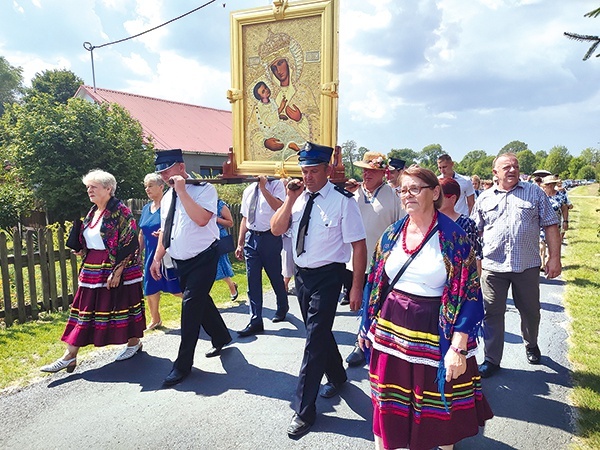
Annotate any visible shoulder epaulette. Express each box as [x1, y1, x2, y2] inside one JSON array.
[[334, 184, 354, 198]]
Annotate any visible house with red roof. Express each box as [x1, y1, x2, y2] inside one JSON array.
[[74, 85, 232, 176]]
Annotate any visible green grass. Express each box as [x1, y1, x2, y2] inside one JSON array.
[[563, 184, 600, 450], [0, 257, 273, 391]]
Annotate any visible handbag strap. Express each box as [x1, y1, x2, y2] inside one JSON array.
[[383, 224, 439, 300]]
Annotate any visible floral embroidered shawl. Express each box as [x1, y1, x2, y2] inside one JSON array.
[[360, 212, 483, 401], [79, 197, 140, 270]]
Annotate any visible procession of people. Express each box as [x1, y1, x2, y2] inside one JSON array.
[[38, 144, 568, 449]]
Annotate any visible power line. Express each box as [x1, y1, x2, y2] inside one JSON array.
[[83, 0, 219, 91]]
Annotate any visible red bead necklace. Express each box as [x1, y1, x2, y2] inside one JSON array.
[[401, 211, 438, 255], [88, 209, 105, 229]]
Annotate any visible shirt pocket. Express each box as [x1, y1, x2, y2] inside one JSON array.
[[481, 201, 500, 224], [313, 209, 341, 239], [515, 200, 537, 222]]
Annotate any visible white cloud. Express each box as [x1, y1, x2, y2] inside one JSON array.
[[123, 0, 167, 53], [123, 51, 229, 108], [120, 52, 152, 77], [12, 1, 24, 14]]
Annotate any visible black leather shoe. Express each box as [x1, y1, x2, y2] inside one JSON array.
[[478, 360, 501, 378], [272, 309, 288, 323], [346, 344, 365, 367], [319, 381, 344, 398], [237, 323, 264, 337], [205, 337, 232, 358], [287, 413, 312, 437], [162, 368, 189, 387], [526, 345, 542, 364]]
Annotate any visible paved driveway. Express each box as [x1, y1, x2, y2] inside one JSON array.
[[0, 274, 574, 449]]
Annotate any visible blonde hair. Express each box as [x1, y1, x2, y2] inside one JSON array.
[[82, 169, 117, 196]]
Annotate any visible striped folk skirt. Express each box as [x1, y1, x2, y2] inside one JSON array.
[[61, 250, 145, 347], [368, 289, 493, 450]]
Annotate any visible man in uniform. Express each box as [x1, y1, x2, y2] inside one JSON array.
[[386, 157, 406, 195], [150, 149, 231, 387], [235, 175, 289, 336], [271, 142, 367, 438]]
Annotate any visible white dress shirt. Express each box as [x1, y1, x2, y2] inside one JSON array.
[[290, 181, 366, 269], [240, 180, 286, 232], [161, 183, 219, 260]]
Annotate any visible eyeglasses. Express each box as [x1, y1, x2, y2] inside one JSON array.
[[399, 185, 434, 196]]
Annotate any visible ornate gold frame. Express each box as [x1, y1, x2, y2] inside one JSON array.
[[227, 0, 339, 178]]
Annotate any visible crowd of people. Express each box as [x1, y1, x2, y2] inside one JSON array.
[[39, 145, 568, 449]]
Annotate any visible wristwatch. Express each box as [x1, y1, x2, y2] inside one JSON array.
[[450, 345, 468, 356]]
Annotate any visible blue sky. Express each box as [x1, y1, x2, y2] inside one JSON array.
[[1, 0, 599, 160]]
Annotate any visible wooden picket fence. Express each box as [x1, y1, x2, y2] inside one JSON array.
[[0, 227, 78, 327], [1, 202, 243, 328]]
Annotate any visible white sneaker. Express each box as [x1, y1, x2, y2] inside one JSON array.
[[115, 342, 143, 361]]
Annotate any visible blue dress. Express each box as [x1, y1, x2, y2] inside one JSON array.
[[138, 202, 181, 296], [215, 199, 235, 281]]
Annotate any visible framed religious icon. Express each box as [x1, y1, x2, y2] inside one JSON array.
[[227, 0, 339, 178]]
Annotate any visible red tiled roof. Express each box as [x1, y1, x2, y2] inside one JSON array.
[[74, 85, 232, 155]]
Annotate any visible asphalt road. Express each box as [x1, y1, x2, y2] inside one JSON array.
[[0, 272, 575, 450]]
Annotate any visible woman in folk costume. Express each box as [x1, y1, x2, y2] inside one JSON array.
[[359, 165, 493, 450], [41, 170, 145, 374]]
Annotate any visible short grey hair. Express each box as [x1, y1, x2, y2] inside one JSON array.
[[82, 169, 117, 196], [144, 173, 165, 186]]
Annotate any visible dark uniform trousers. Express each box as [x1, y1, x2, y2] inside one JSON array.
[[173, 243, 231, 373], [244, 230, 289, 324], [293, 262, 348, 424]]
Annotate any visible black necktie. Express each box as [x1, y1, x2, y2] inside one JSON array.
[[296, 192, 319, 256], [248, 184, 259, 224], [163, 189, 177, 249]]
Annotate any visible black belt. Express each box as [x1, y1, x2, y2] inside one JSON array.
[[297, 262, 345, 272], [249, 229, 271, 236]]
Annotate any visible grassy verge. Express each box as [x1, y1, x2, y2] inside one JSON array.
[[563, 184, 600, 449], [0, 257, 273, 391]]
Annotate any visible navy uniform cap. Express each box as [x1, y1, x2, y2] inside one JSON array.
[[155, 149, 184, 173], [298, 142, 334, 167], [389, 157, 406, 171]]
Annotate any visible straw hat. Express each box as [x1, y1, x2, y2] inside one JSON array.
[[354, 152, 389, 170], [541, 175, 561, 185]]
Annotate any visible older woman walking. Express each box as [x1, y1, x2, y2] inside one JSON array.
[[41, 169, 145, 373], [360, 165, 492, 450], [138, 173, 182, 330]]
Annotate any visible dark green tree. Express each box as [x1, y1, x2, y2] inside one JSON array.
[[471, 156, 496, 179], [456, 150, 488, 175], [534, 150, 548, 170], [499, 140, 528, 155], [418, 144, 444, 172], [545, 145, 572, 178], [1, 96, 153, 223], [341, 139, 358, 179], [26, 69, 84, 104], [0, 56, 24, 116], [568, 156, 587, 179], [577, 165, 597, 180], [579, 147, 600, 167], [516, 149, 537, 175]]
